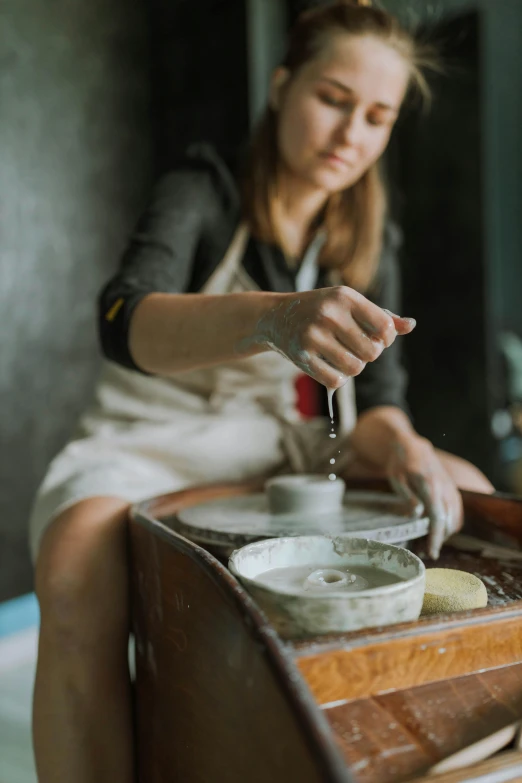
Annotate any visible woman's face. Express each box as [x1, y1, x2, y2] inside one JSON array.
[[274, 34, 410, 193]]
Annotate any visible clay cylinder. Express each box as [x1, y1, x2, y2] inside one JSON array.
[[266, 475, 346, 515]]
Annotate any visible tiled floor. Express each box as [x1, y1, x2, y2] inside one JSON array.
[[0, 596, 39, 783]]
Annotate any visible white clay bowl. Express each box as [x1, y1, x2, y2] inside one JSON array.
[[229, 535, 425, 639]]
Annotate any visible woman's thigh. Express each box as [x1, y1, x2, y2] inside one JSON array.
[[35, 497, 132, 648]]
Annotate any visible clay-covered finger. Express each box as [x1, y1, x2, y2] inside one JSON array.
[[335, 326, 386, 364], [407, 473, 429, 506], [426, 505, 448, 560], [445, 491, 464, 537], [351, 298, 398, 348], [299, 354, 350, 389], [383, 310, 417, 336], [408, 474, 446, 559], [390, 475, 423, 515], [309, 332, 367, 378]]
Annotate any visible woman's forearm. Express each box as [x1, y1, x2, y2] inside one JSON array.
[[350, 406, 418, 469], [129, 291, 283, 375], [128, 285, 415, 382]]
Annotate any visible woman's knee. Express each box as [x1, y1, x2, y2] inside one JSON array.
[[436, 449, 495, 494], [35, 497, 131, 652]]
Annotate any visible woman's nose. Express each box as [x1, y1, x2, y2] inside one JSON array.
[[338, 109, 365, 148]]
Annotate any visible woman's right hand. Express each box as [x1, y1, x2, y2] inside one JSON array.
[[255, 286, 416, 387]]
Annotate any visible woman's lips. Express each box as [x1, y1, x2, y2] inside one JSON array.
[[321, 152, 352, 168]]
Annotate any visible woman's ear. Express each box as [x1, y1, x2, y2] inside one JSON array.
[[269, 67, 290, 111]]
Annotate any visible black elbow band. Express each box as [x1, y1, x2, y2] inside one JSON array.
[[97, 291, 151, 374]]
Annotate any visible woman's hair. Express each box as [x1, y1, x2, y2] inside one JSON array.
[[241, 0, 438, 291]]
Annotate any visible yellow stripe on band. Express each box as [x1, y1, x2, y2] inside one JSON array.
[[105, 297, 124, 322]]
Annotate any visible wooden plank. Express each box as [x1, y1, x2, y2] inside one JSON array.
[[324, 665, 522, 783], [293, 604, 522, 705], [410, 750, 522, 782], [326, 695, 432, 782], [462, 491, 522, 548]]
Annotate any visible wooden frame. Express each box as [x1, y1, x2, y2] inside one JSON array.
[[130, 482, 522, 782], [130, 503, 351, 783], [293, 604, 522, 704]]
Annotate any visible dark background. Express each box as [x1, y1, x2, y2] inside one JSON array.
[[1, 0, 521, 600], [389, 13, 493, 476]]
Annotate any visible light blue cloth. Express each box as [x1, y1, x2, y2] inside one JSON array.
[[0, 594, 39, 638]]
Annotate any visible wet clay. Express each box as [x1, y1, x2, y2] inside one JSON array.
[[327, 388, 336, 421], [256, 563, 404, 594], [327, 387, 339, 478]]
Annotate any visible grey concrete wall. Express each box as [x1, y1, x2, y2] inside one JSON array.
[[0, 0, 153, 600]]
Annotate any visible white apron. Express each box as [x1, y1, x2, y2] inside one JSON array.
[[29, 225, 356, 560]]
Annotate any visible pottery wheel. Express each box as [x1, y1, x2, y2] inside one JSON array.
[[176, 490, 429, 551]]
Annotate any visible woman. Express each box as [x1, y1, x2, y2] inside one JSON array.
[[30, 2, 493, 781]]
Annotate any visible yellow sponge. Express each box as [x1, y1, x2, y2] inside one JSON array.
[[421, 568, 488, 615]]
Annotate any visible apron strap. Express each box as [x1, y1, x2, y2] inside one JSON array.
[[336, 380, 357, 435], [202, 223, 250, 295], [295, 231, 326, 292]]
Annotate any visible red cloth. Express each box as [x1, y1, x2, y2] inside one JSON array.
[[295, 374, 321, 418]]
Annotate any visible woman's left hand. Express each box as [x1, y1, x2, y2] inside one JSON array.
[[386, 435, 463, 560]]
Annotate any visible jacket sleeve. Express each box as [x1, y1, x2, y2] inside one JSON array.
[[97, 165, 227, 372]]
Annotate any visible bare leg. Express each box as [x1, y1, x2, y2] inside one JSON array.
[[33, 497, 134, 783]]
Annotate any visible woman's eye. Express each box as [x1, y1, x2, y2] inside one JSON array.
[[367, 115, 389, 127], [321, 94, 346, 109]]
